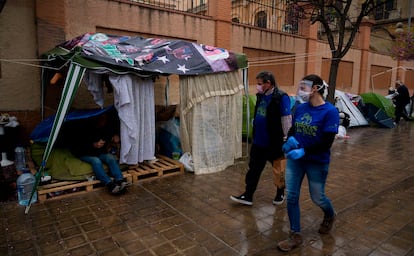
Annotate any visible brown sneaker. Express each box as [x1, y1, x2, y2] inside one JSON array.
[[277, 232, 303, 252], [318, 213, 337, 234]]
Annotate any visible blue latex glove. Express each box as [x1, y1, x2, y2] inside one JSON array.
[[282, 136, 300, 153], [286, 148, 305, 160]]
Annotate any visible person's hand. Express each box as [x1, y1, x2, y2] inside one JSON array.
[[286, 148, 305, 160], [112, 134, 120, 144], [282, 136, 300, 153]]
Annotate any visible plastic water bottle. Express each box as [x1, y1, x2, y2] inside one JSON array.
[[14, 146, 26, 171], [16, 168, 37, 206]]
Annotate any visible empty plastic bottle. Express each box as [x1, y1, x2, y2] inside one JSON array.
[[14, 146, 26, 171], [16, 168, 37, 206]]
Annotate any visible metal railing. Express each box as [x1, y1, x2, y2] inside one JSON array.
[[128, 0, 209, 16], [231, 0, 303, 34], [126, 0, 303, 34]]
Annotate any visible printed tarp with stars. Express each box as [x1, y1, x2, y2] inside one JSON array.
[[51, 33, 247, 76]]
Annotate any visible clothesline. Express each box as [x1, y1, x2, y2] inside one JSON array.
[[0, 57, 72, 70]]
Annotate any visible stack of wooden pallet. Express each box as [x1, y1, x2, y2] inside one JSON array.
[[36, 156, 184, 202]]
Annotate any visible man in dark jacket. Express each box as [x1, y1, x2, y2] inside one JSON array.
[[393, 80, 411, 124], [230, 71, 292, 206]]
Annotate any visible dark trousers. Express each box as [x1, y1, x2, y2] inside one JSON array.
[[245, 144, 284, 198], [395, 103, 410, 123]]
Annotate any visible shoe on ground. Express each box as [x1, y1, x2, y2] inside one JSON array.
[[273, 188, 285, 205], [116, 179, 131, 192], [230, 194, 253, 206], [107, 182, 121, 194], [318, 212, 337, 234], [277, 232, 303, 252]]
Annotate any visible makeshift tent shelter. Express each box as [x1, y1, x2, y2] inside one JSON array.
[[30, 106, 120, 181], [26, 33, 248, 213], [335, 90, 369, 127], [360, 92, 395, 128]]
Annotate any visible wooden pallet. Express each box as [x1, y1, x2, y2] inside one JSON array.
[[36, 155, 184, 202], [37, 172, 132, 202], [127, 155, 184, 182]]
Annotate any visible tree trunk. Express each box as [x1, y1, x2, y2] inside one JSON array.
[[327, 58, 340, 104]]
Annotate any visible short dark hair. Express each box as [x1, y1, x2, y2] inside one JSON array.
[[256, 71, 277, 87], [302, 74, 325, 96], [91, 130, 106, 143]]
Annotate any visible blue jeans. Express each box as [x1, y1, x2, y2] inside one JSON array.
[[80, 153, 123, 185], [285, 159, 335, 233]]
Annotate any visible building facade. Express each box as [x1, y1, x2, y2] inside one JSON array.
[[0, 0, 414, 142]]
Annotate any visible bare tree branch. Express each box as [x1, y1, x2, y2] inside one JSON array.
[[293, 0, 394, 102]]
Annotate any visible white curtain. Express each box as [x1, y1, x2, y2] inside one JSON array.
[[109, 75, 156, 164], [180, 71, 243, 175]]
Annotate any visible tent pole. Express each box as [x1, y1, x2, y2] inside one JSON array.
[[41, 68, 46, 120], [25, 62, 86, 214], [165, 76, 170, 106]]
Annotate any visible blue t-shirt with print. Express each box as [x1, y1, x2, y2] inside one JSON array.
[[254, 94, 291, 147], [293, 102, 339, 163]]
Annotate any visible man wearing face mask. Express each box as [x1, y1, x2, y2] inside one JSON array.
[[230, 71, 292, 206], [277, 74, 339, 252]]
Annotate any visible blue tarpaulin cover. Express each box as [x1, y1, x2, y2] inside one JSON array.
[[30, 106, 114, 143]]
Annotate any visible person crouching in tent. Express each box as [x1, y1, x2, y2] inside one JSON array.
[[70, 123, 129, 195]]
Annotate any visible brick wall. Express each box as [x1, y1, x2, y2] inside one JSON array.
[[1, 0, 414, 147], [36, 0, 66, 54]]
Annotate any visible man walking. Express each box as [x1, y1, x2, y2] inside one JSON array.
[[230, 71, 292, 206], [393, 80, 411, 124]]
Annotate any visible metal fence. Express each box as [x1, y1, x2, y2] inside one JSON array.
[[127, 0, 303, 34], [128, 0, 209, 16], [231, 0, 304, 34]]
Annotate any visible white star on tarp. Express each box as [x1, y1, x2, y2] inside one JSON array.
[[157, 56, 170, 64], [177, 64, 189, 74]]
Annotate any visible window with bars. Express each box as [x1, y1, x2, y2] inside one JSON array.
[[128, 0, 209, 16], [232, 0, 301, 34], [255, 11, 267, 28], [373, 0, 395, 20]]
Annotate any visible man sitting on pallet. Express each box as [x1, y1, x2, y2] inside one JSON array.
[[71, 130, 130, 195]]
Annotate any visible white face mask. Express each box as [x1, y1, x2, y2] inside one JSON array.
[[256, 84, 265, 94], [322, 81, 329, 99], [296, 89, 311, 103]]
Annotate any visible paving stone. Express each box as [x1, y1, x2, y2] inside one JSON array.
[[1, 124, 414, 255]]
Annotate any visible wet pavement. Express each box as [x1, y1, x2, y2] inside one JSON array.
[[1, 122, 414, 256]]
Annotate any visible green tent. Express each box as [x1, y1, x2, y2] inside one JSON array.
[[242, 95, 256, 141], [360, 92, 395, 128], [360, 92, 395, 118]]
